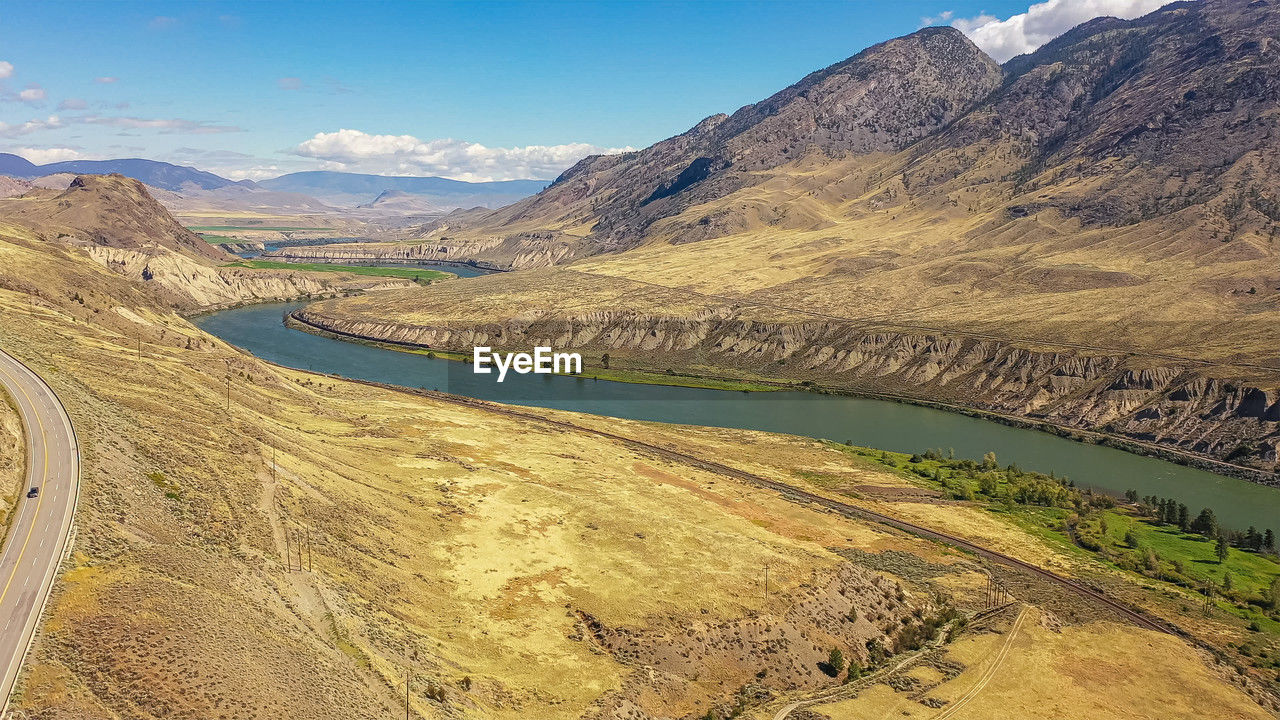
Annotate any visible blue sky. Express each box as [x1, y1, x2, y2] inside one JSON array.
[[0, 0, 1170, 181]]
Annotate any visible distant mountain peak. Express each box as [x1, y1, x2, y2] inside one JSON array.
[[1, 173, 229, 261], [0, 153, 235, 192], [476, 22, 1003, 249]]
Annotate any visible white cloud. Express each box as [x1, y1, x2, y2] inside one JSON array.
[[277, 77, 303, 90], [79, 115, 242, 134], [8, 146, 83, 164], [920, 10, 955, 26], [291, 128, 634, 181], [0, 61, 13, 79], [938, 0, 1171, 62], [94, 76, 118, 84], [57, 97, 88, 111], [0, 111, 238, 137], [18, 85, 46, 103], [0, 115, 64, 138]]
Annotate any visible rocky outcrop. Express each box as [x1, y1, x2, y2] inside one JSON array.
[[293, 305, 1280, 475], [86, 246, 410, 309], [262, 236, 528, 269], [215, 241, 265, 254], [0, 174, 232, 262], [578, 563, 938, 720]]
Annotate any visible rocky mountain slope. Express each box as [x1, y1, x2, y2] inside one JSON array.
[[296, 0, 1280, 472], [0, 175, 408, 308], [426, 25, 1003, 262], [415, 0, 1280, 265], [0, 174, 230, 261]]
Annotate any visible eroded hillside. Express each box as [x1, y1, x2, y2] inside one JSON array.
[[1, 170, 1274, 719], [0, 175, 413, 309], [286, 0, 1280, 472]]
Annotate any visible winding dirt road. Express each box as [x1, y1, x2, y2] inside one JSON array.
[[0, 348, 79, 711]]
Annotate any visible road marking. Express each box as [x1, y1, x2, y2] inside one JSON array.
[[0, 362, 51, 620]]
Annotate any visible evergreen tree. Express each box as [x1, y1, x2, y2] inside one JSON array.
[[1215, 534, 1230, 563], [826, 647, 846, 677], [1265, 528, 1276, 551], [1191, 508, 1218, 538], [1177, 503, 1190, 531]]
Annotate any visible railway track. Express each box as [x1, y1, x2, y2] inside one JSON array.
[[326, 377, 1175, 636]]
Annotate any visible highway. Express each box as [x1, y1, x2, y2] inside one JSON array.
[[0, 348, 79, 711]]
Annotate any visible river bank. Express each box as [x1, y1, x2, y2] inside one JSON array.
[[284, 306, 1280, 488], [195, 301, 1280, 531]]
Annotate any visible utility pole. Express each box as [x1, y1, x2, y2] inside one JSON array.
[[403, 633, 413, 720], [763, 563, 769, 603], [285, 530, 292, 571], [306, 528, 313, 571]]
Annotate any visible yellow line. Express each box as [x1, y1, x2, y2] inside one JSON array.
[[0, 361, 50, 612]]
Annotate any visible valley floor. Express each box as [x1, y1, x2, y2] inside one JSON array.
[[0, 224, 1276, 719]]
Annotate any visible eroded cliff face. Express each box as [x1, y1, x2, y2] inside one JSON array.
[[577, 563, 932, 720], [262, 234, 573, 270], [86, 246, 411, 309], [293, 305, 1280, 476]]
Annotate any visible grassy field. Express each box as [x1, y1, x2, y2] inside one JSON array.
[[828, 443, 1280, 638], [198, 233, 240, 244], [225, 259, 454, 282], [0, 224, 1010, 719]]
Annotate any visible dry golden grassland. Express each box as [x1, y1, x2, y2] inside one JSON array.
[[0, 226, 1270, 719], [781, 606, 1271, 720], [0, 383, 24, 528], [364, 141, 1280, 369]]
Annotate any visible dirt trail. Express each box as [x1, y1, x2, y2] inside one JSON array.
[[931, 606, 1027, 719]]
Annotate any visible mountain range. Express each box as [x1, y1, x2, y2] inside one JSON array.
[[287, 0, 1280, 473], [0, 153, 549, 211], [0, 153, 240, 192], [420, 0, 1278, 269]]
